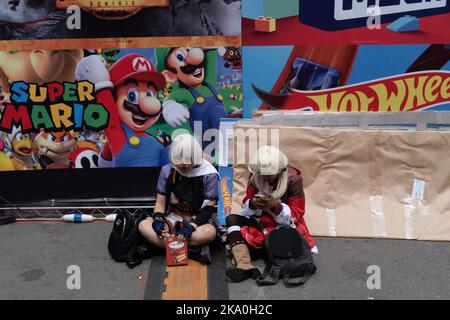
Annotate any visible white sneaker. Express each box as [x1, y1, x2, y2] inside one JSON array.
[[311, 245, 319, 255]]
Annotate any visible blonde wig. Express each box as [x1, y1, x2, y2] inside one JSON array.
[[248, 146, 289, 200]]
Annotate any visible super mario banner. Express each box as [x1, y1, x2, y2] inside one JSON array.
[[0, 1, 241, 48], [243, 0, 450, 45], [243, 44, 450, 117], [0, 46, 243, 171]]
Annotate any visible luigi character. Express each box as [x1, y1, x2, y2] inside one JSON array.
[[156, 47, 228, 150]]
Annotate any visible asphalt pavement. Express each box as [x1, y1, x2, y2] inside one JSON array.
[[1, 222, 449, 300]]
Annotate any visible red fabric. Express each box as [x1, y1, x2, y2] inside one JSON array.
[[288, 196, 315, 248], [241, 226, 265, 250], [242, 183, 257, 205], [100, 141, 113, 161], [96, 89, 125, 157]]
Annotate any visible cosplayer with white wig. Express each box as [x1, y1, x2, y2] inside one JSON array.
[[248, 146, 289, 200], [138, 134, 219, 264], [225, 146, 317, 283]]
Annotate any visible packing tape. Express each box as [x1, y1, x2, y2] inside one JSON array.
[[326, 208, 337, 237], [419, 204, 429, 216], [404, 200, 415, 240], [403, 178, 428, 239], [370, 195, 387, 238]]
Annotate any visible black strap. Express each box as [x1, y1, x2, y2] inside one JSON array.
[[282, 258, 314, 288], [283, 271, 314, 288], [164, 169, 177, 213], [256, 265, 281, 286], [193, 205, 215, 226]]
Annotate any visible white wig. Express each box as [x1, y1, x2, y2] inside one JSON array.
[[248, 146, 289, 200], [169, 134, 203, 167]]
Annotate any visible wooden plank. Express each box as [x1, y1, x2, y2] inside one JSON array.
[[162, 261, 208, 300], [0, 36, 241, 51]]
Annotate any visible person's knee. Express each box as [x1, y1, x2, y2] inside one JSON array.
[[203, 224, 217, 242], [138, 217, 153, 236], [193, 224, 216, 244]]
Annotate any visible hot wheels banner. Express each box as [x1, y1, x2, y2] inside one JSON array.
[[0, 46, 243, 171], [254, 71, 450, 112], [244, 44, 450, 116]]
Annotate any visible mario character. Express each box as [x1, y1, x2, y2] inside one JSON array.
[[75, 54, 169, 168], [2, 127, 40, 170], [34, 131, 77, 169], [156, 47, 228, 150], [68, 147, 100, 169]]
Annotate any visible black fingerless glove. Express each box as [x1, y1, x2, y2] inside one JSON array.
[[175, 220, 195, 239], [152, 212, 166, 236], [193, 205, 215, 226]]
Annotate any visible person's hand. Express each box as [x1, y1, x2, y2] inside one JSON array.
[[251, 194, 278, 210], [261, 195, 278, 209], [250, 195, 266, 210], [175, 234, 185, 243], [190, 222, 199, 230], [175, 220, 195, 239], [161, 225, 171, 239], [152, 219, 167, 239]]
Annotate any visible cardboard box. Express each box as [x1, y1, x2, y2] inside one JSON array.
[[232, 113, 450, 241], [255, 16, 277, 33], [165, 236, 189, 266]]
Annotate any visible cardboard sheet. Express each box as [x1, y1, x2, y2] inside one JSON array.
[[232, 121, 450, 241]]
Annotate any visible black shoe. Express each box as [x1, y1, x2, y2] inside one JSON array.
[[137, 242, 163, 260], [188, 245, 212, 265], [126, 259, 142, 269], [225, 267, 261, 282]]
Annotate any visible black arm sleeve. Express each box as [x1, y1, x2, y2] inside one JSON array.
[[193, 206, 215, 226]]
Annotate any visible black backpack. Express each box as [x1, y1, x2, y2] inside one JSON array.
[[108, 210, 145, 269], [256, 225, 317, 288]]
